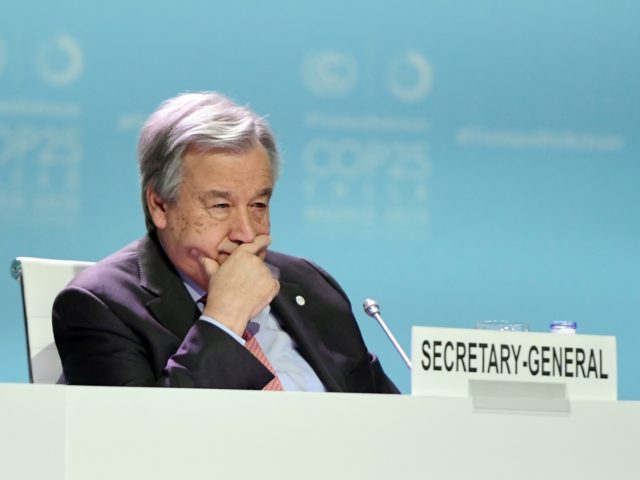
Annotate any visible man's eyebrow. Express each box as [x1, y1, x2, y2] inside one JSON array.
[[201, 187, 273, 200], [256, 188, 273, 198], [202, 190, 232, 200]]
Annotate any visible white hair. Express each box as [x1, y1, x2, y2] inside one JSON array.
[[138, 91, 280, 231]]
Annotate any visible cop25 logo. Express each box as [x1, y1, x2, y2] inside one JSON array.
[[0, 33, 84, 87], [302, 51, 358, 97], [35, 34, 84, 87], [302, 48, 433, 102]]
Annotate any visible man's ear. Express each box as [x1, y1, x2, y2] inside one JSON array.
[[146, 186, 168, 230]]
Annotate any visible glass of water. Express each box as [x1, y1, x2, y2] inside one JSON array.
[[476, 320, 529, 332]]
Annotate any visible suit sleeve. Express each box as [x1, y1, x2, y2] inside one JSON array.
[[302, 259, 400, 394], [53, 285, 274, 389]]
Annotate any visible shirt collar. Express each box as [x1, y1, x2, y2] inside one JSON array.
[[177, 269, 206, 303]]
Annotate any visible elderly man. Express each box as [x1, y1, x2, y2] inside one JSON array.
[[53, 91, 398, 393]]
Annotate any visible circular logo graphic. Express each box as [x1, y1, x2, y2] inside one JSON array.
[[35, 34, 84, 87], [386, 49, 433, 102], [302, 50, 357, 97]]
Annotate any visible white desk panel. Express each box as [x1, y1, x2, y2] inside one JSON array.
[[0, 384, 66, 480], [1, 384, 639, 480]]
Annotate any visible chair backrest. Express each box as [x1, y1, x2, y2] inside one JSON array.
[[11, 257, 95, 384]]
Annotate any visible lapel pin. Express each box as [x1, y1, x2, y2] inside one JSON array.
[[295, 295, 306, 306]]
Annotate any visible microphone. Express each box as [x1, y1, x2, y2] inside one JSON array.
[[363, 298, 412, 370]]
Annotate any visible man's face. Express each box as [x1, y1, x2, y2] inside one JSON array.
[[148, 144, 274, 290]]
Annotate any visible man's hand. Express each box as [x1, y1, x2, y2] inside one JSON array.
[[195, 235, 280, 336]]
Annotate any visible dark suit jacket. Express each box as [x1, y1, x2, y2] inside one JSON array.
[[52, 233, 398, 393]]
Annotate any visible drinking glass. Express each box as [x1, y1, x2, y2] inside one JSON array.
[[476, 320, 529, 332]]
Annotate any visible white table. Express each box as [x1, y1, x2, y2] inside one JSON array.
[[1, 384, 639, 479]]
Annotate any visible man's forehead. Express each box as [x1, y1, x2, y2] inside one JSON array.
[[184, 143, 268, 162], [183, 145, 273, 174]]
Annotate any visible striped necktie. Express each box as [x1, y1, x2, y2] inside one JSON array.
[[198, 295, 284, 391], [242, 329, 284, 391]]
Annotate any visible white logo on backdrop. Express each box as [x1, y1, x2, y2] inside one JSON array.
[[457, 128, 625, 152], [299, 48, 433, 229], [386, 49, 433, 102], [302, 50, 358, 97], [302, 48, 434, 102], [35, 34, 84, 87], [0, 123, 83, 224], [301, 139, 430, 226], [0, 32, 84, 225]]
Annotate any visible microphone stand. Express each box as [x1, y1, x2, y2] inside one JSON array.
[[363, 298, 412, 370]]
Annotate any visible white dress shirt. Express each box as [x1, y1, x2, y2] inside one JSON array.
[[181, 275, 326, 392]]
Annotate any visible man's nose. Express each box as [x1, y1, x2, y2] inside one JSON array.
[[228, 208, 256, 244]]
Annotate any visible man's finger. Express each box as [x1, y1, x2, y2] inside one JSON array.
[[270, 279, 281, 301], [191, 249, 220, 277], [250, 279, 281, 319], [236, 234, 272, 256]]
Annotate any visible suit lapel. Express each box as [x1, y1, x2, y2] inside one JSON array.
[[138, 234, 199, 340], [271, 280, 348, 393], [135, 236, 349, 391]]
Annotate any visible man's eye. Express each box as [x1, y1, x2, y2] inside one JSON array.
[[211, 203, 230, 209], [252, 202, 268, 209]]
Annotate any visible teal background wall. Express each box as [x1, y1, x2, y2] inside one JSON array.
[[1, 1, 638, 397]]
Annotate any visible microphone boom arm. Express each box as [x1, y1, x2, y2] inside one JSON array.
[[363, 298, 412, 370]]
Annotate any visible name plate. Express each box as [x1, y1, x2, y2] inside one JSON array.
[[411, 326, 617, 401]]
